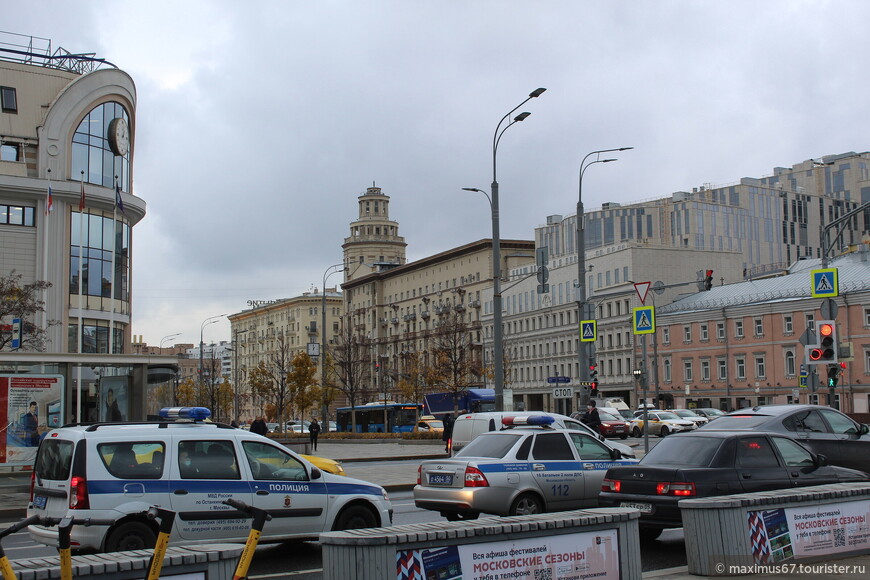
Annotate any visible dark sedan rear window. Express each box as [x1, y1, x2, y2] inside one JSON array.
[[457, 434, 523, 459], [703, 415, 770, 430], [639, 436, 723, 467]]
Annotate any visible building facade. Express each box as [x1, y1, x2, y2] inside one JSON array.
[[343, 185, 406, 282]]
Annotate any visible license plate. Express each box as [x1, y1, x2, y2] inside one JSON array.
[[613, 426, 624, 432], [33, 495, 47, 509], [428, 474, 453, 486], [620, 501, 653, 514]]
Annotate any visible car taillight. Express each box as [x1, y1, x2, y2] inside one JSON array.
[[69, 476, 90, 509], [29, 471, 36, 502], [464, 466, 489, 488], [656, 482, 695, 496], [417, 465, 422, 486], [601, 479, 621, 492]]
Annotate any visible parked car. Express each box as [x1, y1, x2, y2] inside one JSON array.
[[27, 407, 391, 552], [596, 410, 630, 439], [450, 411, 634, 458], [630, 410, 696, 437], [415, 416, 638, 520], [413, 415, 444, 434], [599, 430, 869, 541], [692, 408, 725, 421], [667, 409, 709, 427], [699, 404, 870, 473], [302, 454, 345, 476]]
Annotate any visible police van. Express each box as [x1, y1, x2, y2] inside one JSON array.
[[27, 408, 392, 552]]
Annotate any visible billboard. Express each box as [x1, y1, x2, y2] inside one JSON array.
[[0, 375, 65, 465]]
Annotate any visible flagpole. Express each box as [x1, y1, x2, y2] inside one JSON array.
[[109, 176, 118, 355], [77, 170, 85, 423]]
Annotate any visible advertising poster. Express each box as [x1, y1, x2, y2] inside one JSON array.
[[0, 375, 65, 465], [748, 501, 870, 563], [99, 376, 128, 422], [396, 529, 620, 580]]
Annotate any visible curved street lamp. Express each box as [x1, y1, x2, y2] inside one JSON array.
[[467, 88, 546, 413], [160, 333, 181, 349], [199, 314, 226, 399], [320, 262, 345, 424], [575, 147, 632, 408]]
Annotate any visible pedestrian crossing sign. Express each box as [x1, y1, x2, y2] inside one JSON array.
[[633, 306, 655, 334], [580, 320, 597, 342], [811, 268, 838, 298]]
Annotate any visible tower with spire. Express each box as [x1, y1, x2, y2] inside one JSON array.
[[342, 184, 406, 282]]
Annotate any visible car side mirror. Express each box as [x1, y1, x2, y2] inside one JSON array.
[[815, 454, 829, 467], [860, 424, 870, 436], [310, 467, 322, 480], [610, 448, 623, 460]]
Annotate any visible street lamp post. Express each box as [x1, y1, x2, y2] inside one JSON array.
[[232, 328, 249, 424], [321, 263, 345, 424], [576, 147, 632, 408], [200, 314, 226, 404], [160, 333, 181, 350], [465, 87, 546, 413], [633, 367, 650, 454]]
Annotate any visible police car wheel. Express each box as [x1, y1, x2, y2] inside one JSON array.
[[509, 493, 543, 516], [333, 505, 377, 530], [105, 521, 156, 552]]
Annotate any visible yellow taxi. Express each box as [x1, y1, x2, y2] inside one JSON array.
[[413, 415, 445, 434]]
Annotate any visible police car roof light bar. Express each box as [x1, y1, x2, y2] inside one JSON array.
[[159, 407, 212, 421], [501, 415, 556, 427]]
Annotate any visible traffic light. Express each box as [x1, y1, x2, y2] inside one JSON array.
[[589, 362, 599, 396], [703, 270, 714, 291], [808, 320, 838, 364], [827, 364, 840, 388]]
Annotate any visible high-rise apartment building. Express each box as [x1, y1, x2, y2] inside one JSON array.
[[343, 185, 406, 282]]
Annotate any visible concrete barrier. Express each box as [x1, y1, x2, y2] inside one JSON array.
[[680, 482, 870, 576], [9, 543, 243, 579], [321, 507, 641, 580]]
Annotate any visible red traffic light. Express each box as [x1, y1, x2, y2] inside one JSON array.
[[819, 323, 834, 337], [809, 348, 824, 361]]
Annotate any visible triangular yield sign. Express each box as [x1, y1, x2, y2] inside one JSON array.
[[634, 281, 651, 305]]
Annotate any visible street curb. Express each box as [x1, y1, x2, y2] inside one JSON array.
[[340, 454, 445, 463]]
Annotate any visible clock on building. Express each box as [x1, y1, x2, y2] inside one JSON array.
[[107, 117, 130, 157]]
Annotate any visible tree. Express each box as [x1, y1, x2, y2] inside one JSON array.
[[397, 351, 431, 423], [215, 380, 234, 421], [247, 333, 294, 431], [202, 347, 223, 419], [428, 309, 483, 416], [330, 316, 371, 432], [288, 351, 320, 421], [0, 271, 57, 351], [176, 377, 198, 406]]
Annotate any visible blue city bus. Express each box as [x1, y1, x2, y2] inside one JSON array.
[[336, 402, 423, 433]]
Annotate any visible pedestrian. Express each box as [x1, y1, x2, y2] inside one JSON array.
[[250, 416, 269, 437], [581, 400, 602, 434], [309, 418, 321, 452], [230, 419, 239, 429], [441, 414, 453, 454]]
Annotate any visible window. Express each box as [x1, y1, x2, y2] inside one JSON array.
[[785, 351, 795, 376], [531, 433, 574, 460], [69, 213, 130, 303], [100, 442, 165, 479], [568, 433, 612, 460], [243, 440, 309, 480], [662, 327, 670, 344], [663, 358, 672, 382], [784, 315, 793, 334], [736, 357, 746, 380], [0, 205, 35, 226], [754, 318, 764, 337], [178, 441, 240, 479], [717, 358, 727, 380], [700, 323, 708, 341], [701, 360, 710, 381], [818, 409, 859, 435], [0, 142, 19, 161], [717, 322, 725, 340], [771, 437, 814, 467], [683, 360, 693, 381], [755, 356, 765, 378], [683, 325, 692, 342], [735, 320, 744, 338], [0, 86, 17, 113], [71, 101, 131, 190], [736, 437, 779, 468]]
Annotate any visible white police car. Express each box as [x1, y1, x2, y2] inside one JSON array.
[[414, 416, 639, 521], [27, 407, 392, 552]]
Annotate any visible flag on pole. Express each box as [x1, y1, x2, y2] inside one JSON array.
[[79, 178, 86, 211], [115, 181, 125, 215], [45, 183, 53, 215]]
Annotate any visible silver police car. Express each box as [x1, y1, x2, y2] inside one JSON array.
[[414, 416, 639, 520]]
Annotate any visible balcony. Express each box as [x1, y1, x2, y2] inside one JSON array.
[[391, 318, 399, 325], [420, 310, 430, 319]]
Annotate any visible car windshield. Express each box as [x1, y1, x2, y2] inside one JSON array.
[[456, 433, 523, 459], [700, 408, 725, 417], [598, 411, 621, 421], [672, 410, 700, 418], [703, 415, 770, 429], [640, 436, 723, 467], [656, 412, 681, 421]]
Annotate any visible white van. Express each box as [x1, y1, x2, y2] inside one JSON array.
[[27, 407, 392, 552], [449, 411, 635, 458]]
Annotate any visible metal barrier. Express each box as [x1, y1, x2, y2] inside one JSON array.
[[680, 482, 870, 576], [7, 544, 243, 579], [321, 507, 641, 580]]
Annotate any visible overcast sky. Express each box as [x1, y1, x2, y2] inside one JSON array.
[[8, 1, 869, 347]]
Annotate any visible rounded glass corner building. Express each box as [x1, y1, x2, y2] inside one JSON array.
[[0, 33, 174, 434]]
